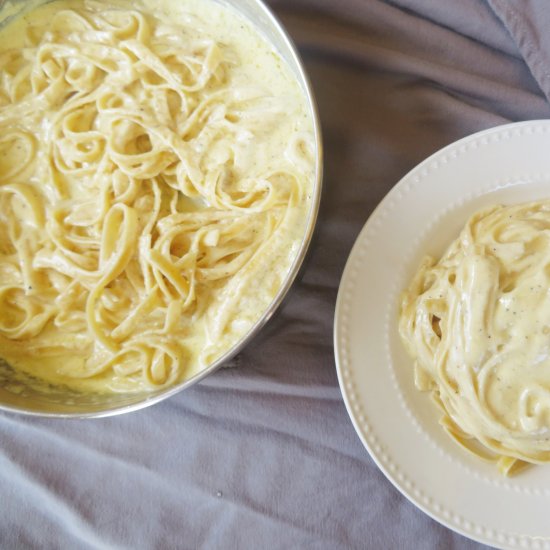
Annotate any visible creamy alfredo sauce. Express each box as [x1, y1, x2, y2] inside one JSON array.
[[0, 0, 314, 392], [399, 201, 550, 472]]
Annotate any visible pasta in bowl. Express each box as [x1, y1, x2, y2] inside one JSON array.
[[0, 0, 321, 415]]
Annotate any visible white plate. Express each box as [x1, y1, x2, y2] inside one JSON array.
[[334, 120, 550, 550]]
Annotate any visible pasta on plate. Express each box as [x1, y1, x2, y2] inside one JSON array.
[[0, 0, 314, 393], [399, 201, 550, 475]]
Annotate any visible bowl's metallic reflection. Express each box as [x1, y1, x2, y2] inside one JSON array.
[[0, 0, 323, 417]]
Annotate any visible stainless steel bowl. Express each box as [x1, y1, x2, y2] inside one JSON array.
[[0, 0, 322, 417]]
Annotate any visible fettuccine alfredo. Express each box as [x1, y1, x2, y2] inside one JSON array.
[[0, 0, 314, 393], [400, 201, 550, 475]]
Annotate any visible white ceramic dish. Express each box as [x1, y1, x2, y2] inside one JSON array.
[[334, 120, 550, 550]]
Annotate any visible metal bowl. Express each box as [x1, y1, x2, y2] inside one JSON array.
[[0, 0, 322, 417]]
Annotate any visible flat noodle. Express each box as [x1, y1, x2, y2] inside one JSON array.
[[400, 201, 550, 474], [0, 0, 313, 392]]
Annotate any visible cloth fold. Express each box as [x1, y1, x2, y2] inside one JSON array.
[[488, 0, 550, 103]]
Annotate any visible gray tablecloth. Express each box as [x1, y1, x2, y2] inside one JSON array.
[[2, 1, 550, 548]]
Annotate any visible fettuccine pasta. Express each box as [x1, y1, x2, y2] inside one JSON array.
[[0, 0, 314, 392], [400, 201, 550, 475]]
